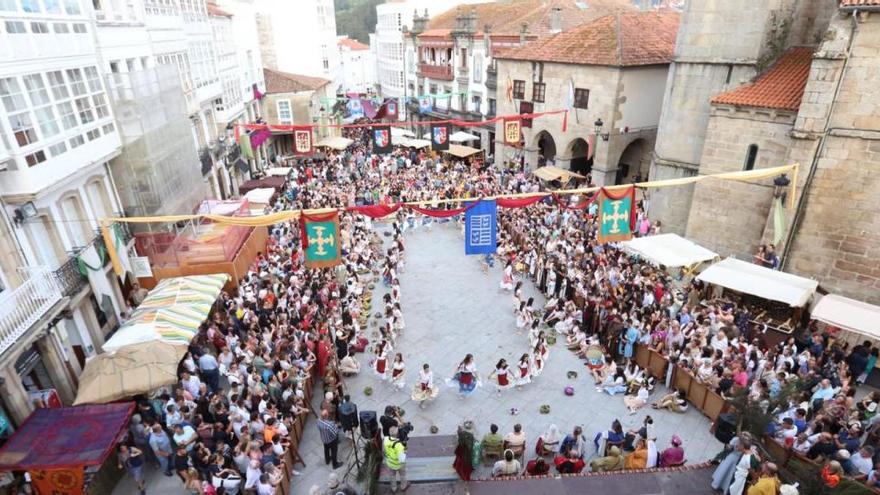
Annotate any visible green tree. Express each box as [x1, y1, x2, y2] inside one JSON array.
[[335, 0, 382, 44]]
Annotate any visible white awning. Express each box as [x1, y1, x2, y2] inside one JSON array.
[[811, 294, 880, 339], [621, 233, 719, 268], [449, 130, 479, 142], [315, 136, 354, 150], [696, 257, 818, 307], [391, 127, 414, 138], [265, 167, 291, 176], [533, 166, 585, 182], [395, 137, 431, 149], [444, 144, 481, 158], [244, 187, 275, 205]]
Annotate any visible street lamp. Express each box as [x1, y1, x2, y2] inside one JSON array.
[[773, 173, 791, 203], [594, 118, 609, 141]]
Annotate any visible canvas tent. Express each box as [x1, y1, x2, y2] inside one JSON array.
[[265, 167, 292, 176], [449, 130, 479, 142], [533, 166, 585, 182], [696, 257, 818, 307], [811, 294, 880, 341], [621, 233, 718, 268], [102, 274, 228, 351], [396, 137, 431, 149], [444, 144, 481, 158], [315, 136, 353, 150], [391, 127, 414, 138]]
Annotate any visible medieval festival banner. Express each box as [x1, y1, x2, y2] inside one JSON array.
[[372, 125, 392, 154], [431, 123, 450, 151], [300, 211, 342, 268], [503, 119, 521, 146], [464, 200, 497, 255], [293, 126, 314, 156], [597, 186, 636, 244]]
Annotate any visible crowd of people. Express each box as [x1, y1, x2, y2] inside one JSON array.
[[113, 124, 877, 495]]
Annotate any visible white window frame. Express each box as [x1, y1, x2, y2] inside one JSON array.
[[276, 99, 292, 124]]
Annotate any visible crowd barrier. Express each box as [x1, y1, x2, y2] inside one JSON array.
[[278, 370, 314, 494], [633, 346, 728, 423]]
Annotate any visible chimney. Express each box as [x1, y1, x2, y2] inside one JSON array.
[[484, 23, 491, 54], [411, 9, 426, 36], [519, 23, 528, 46], [549, 7, 562, 34]]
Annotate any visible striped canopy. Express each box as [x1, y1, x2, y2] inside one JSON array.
[[102, 274, 228, 352]]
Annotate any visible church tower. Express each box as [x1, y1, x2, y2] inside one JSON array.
[[647, 0, 836, 234]]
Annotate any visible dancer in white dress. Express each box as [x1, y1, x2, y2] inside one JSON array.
[[412, 363, 439, 408], [373, 340, 391, 380], [531, 339, 548, 378], [390, 353, 406, 390], [516, 353, 532, 388], [500, 262, 515, 291]]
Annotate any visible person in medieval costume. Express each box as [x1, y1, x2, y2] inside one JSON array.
[[489, 359, 514, 396], [390, 353, 406, 390], [411, 363, 439, 408]]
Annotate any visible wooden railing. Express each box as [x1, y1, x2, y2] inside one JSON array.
[[634, 346, 729, 423]]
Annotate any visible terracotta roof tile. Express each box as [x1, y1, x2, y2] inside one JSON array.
[[337, 37, 369, 51], [839, 0, 880, 8], [711, 47, 814, 111], [495, 11, 679, 67], [427, 0, 635, 38], [263, 68, 330, 94], [206, 2, 232, 17]]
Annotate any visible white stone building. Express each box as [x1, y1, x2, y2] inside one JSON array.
[[255, 0, 340, 91], [403, 0, 635, 156], [337, 36, 376, 94], [0, 0, 131, 428]]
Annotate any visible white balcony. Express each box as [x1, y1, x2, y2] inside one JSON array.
[[0, 268, 63, 357]]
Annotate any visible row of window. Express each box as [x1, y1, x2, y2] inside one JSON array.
[[0, 0, 81, 15], [511, 79, 590, 108], [3, 19, 87, 34], [0, 67, 113, 167], [188, 41, 219, 89]]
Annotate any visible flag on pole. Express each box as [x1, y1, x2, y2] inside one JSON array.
[[596, 187, 636, 244], [464, 200, 497, 255], [300, 211, 342, 268]]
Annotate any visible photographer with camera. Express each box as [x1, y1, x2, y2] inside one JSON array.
[[380, 405, 413, 444]]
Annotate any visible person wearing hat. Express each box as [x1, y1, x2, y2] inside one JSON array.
[[492, 449, 522, 477], [659, 435, 685, 467], [383, 426, 408, 493], [589, 445, 624, 472]]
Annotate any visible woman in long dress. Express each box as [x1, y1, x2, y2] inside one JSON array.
[[728, 438, 759, 495], [411, 363, 439, 408], [373, 340, 391, 380], [500, 262, 514, 291], [489, 359, 514, 396], [390, 353, 406, 390], [447, 354, 479, 399], [711, 436, 744, 493], [531, 340, 548, 378], [516, 353, 532, 388], [515, 302, 531, 334]]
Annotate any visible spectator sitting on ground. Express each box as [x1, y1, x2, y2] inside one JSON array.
[[492, 449, 521, 477]]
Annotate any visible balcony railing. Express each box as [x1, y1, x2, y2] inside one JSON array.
[[418, 63, 454, 81], [0, 269, 62, 357], [486, 66, 497, 91], [54, 256, 88, 298]]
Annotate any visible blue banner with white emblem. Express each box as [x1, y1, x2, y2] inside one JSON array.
[[464, 199, 497, 255]]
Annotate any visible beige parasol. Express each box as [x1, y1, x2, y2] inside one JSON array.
[[73, 341, 187, 405]]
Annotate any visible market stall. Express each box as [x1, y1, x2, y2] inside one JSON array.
[[449, 130, 479, 143], [444, 144, 481, 158], [238, 175, 286, 195], [244, 187, 276, 215], [621, 233, 719, 278], [811, 294, 880, 348], [102, 274, 228, 352], [532, 165, 585, 183], [395, 137, 431, 149], [315, 136, 354, 150], [0, 402, 134, 495], [265, 166, 292, 177], [697, 257, 818, 346], [391, 127, 415, 139]]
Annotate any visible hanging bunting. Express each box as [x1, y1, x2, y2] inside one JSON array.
[[503, 119, 521, 146], [239, 132, 254, 160], [596, 187, 637, 244], [431, 123, 449, 151], [293, 127, 314, 156], [418, 96, 433, 113], [300, 211, 342, 268], [464, 200, 497, 255], [372, 125, 392, 154]]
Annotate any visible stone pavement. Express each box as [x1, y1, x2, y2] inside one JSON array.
[[118, 221, 722, 495]]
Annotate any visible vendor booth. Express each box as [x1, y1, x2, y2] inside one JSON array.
[[244, 187, 276, 215], [621, 233, 719, 278], [265, 166, 292, 177], [811, 294, 880, 349], [237, 175, 286, 195], [0, 402, 134, 495], [132, 200, 266, 290], [697, 257, 818, 346], [449, 130, 479, 143], [533, 165, 585, 183]]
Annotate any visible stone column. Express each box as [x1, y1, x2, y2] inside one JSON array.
[[34, 332, 76, 406], [591, 138, 617, 186], [75, 303, 104, 354], [523, 145, 539, 170], [0, 363, 32, 426], [555, 153, 572, 171]]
